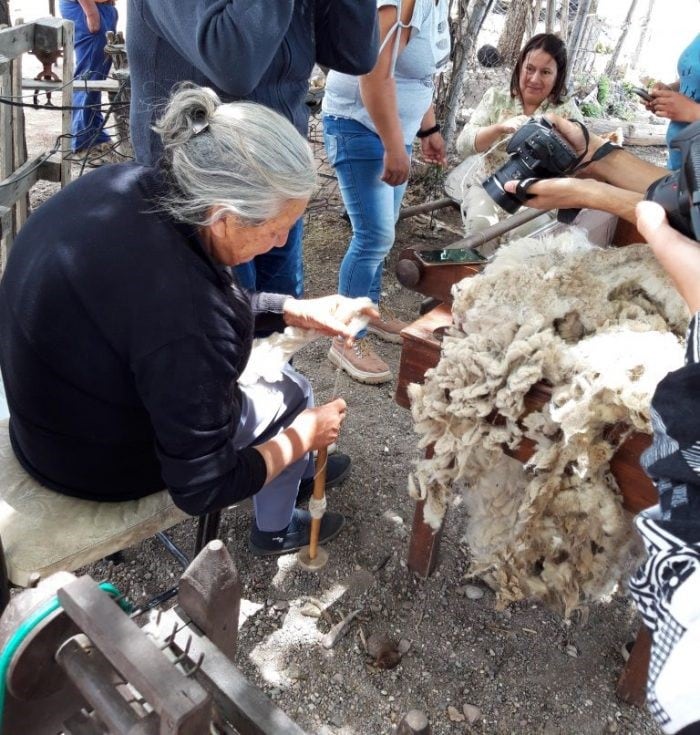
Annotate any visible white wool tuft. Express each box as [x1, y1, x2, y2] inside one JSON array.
[[409, 231, 688, 615]]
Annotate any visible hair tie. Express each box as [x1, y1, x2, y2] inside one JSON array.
[[192, 112, 210, 136]]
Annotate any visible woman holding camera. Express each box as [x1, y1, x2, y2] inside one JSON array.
[[455, 33, 582, 239], [321, 0, 450, 384]]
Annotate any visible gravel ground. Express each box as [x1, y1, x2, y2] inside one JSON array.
[[17, 67, 666, 733]]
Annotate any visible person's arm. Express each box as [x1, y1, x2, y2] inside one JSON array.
[[133, 333, 346, 515], [358, 1, 416, 186], [314, 0, 379, 75], [77, 0, 100, 33], [138, 0, 295, 96], [501, 114, 669, 222], [636, 201, 700, 313], [651, 88, 700, 124], [418, 105, 447, 166], [456, 87, 513, 157]]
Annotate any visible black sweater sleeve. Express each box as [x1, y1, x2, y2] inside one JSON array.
[[133, 333, 267, 515]]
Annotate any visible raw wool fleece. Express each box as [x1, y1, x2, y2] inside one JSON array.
[[408, 230, 689, 615]]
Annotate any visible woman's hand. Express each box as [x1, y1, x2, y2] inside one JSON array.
[[419, 132, 447, 167], [541, 113, 595, 161], [636, 200, 700, 313], [382, 146, 411, 186], [291, 399, 348, 452], [650, 89, 700, 123], [283, 295, 379, 342]]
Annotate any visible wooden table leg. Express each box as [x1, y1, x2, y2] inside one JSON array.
[[407, 499, 443, 577], [616, 625, 651, 707]]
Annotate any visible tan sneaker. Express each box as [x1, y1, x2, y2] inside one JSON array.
[[328, 337, 392, 384], [367, 306, 409, 344]]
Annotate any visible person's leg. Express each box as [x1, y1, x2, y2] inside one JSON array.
[[323, 116, 397, 383], [254, 218, 304, 297], [234, 364, 314, 532], [60, 1, 117, 152], [326, 121, 398, 313]]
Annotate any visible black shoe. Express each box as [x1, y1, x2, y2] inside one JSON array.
[[296, 452, 352, 505], [249, 508, 345, 557]]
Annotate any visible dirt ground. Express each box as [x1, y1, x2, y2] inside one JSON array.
[[12, 51, 669, 734]]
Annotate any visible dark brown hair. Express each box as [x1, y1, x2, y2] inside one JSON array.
[[510, 33, 568, 106]]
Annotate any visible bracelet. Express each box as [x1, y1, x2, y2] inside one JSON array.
[[416, 123, 440, 139]]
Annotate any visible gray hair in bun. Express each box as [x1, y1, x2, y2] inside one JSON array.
[[153, 84, 316, 227]]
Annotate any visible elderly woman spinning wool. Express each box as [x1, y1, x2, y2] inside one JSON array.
[[0, 85, 376, 557]]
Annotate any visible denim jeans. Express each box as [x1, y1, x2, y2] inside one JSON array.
[[234, 217, 304, 298], [323, 115, 410, 333], [59, 0, 118, 152]]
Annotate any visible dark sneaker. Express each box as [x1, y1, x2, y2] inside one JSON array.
[[249, 508, 345, 557], [296, 452, 352, 505]]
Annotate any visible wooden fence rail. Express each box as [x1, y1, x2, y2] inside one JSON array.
[[0, 17, 73, 265]]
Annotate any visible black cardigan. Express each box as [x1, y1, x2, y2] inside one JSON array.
[[0, 163, 288, 515]]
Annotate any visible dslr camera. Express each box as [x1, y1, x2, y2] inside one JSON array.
[[645, 120, 700, 240], [483, 117, 580, 214]]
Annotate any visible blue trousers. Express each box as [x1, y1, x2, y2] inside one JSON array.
[[235, 363, 314, 532], [234, 217, 304, 298], [59, 0, 118, 152], [323, 115, 410, 334]]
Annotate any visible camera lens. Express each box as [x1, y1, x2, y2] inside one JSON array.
[[482, 158, 532, 214]]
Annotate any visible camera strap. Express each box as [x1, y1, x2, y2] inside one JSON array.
[[573, 140, 622, 174]]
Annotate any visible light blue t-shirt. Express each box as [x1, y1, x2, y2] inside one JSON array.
[[322, 0, 449, 145], [667, 33, 700, 170]]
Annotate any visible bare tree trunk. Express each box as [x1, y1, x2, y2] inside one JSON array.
[[566, 0, 592, 85], [528, 0, 544, 38], [545, 0, 556, 33], [497, 0, 533, 67], [442, 0, 492, 148], [630, 0, 655, 70], [559, 0, 569, 41], [604, 0, 639, 77]]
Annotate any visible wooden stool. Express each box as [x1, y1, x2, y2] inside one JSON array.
[[0, 418, 220, 612]]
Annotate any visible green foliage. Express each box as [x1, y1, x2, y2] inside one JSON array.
[[597, 76, 611, 106], [580, 101, 604, 118]]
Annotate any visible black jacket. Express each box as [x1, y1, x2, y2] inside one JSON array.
[[126, 0, 379, 164], [0, 164, 287, 515]]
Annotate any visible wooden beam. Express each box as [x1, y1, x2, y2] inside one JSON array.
[[60, 18, 73, 188], [32, 17, 64, 54], [22, 77, 120, 93], [0, 21, 34, 59], [0, 152, 47, 209]]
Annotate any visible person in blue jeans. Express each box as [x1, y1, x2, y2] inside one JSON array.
[[59, 0, 118, 161], [125, 0, 378, 300], [322, 0, 449, 384]]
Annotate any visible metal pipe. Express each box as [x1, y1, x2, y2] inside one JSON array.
[[416, 208, 549, 252], [398, 197, 455, 220]]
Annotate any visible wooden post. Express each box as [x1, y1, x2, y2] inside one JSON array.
[[616, 626, 651, 706], [11, 23, 28, 233], [59, 18, 73, 189], [308, 446, 328, 561]]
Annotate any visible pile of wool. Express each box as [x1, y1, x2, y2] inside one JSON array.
[[408, 230, 688, 615]]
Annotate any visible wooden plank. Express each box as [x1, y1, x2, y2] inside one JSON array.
[[37, 154, 63, 182], [22, 77, 120, 93], [153, 609, 309, 735], [0, 62, 13, 257], [0, 22, 34, 60], [616, 626, 651, 706], [0, 152, 44, 208], [11, 45, 27, 232], [59, 18, 73, 188], [57, 577, 212, 735], [32, 17, 64, 54], [587, 118, 668, 147]]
